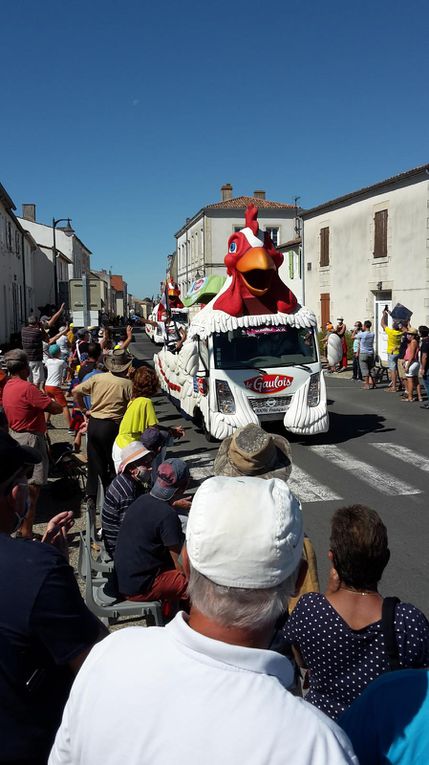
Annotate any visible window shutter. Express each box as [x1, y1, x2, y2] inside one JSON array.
[[374, 210, 388, 258], [320, 227, 330, 267]]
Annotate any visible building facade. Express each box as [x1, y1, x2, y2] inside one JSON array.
[[302, 164, 429, 354], [175, 185, 298, 299]]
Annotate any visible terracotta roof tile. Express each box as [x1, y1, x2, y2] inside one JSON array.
[[111, 274, 125, 291], [206, 195, 295, 210]]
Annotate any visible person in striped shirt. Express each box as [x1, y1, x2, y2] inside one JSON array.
[[102, 441, 154, 559]]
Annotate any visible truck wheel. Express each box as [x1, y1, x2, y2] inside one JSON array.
[[193, 408, 216, 442]]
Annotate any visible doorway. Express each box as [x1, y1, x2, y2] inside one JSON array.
[[374, 291, 392, 361]]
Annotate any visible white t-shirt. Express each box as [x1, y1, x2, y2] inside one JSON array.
[[45, 358, 65, 387], [49, 612, 357, 765], [57, 335, 69, 359]]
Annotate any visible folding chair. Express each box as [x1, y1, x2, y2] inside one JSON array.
[[79, 533, 163, 627], [373, 355, 390, 385]]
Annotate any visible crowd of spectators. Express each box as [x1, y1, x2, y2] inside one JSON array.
[[0, 304, 428, 764]]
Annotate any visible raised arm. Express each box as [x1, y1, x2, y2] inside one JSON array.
[[47, 303, 65, 328]]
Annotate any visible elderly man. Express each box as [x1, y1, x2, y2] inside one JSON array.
[[0, 431, 106, 764], [49, 475, 357, 765], [2, 349, 62, 538]]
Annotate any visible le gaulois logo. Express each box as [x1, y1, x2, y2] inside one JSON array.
[[244, 374, 293, 394]]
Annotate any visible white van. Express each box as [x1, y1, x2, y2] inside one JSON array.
[[155, 307, 328, 441]]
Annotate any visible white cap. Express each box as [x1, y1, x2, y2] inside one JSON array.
[[186, 476, 304, 589], [119, 441, 152, 472]]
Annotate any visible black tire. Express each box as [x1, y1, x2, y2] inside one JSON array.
[[193, 407, 216, 442]]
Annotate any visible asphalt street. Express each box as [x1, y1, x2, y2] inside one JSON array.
[[131, 330, 429, 615]]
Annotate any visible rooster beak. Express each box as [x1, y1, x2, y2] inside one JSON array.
[[236, 247, 276, 296]]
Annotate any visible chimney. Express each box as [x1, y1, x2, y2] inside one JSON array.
[[253, 190, 266, 200], [221, 183, 233, 202], [22, 204, 36, 222]]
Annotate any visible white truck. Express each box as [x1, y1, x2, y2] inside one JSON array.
[[154, 204, 329, 440]]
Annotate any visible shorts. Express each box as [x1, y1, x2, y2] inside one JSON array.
[[28, 361, 45, 386], [45, 385, 67, 408], [387, 353, 399, 372], [10, 430, 49, 485], [359, 353, 374, 378], [405, 361, 420, 378]]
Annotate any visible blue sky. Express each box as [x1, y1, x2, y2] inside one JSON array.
[[2, 0, 428, 298]]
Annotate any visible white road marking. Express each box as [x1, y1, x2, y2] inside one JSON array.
[[370, 443, 429, 473], [288, 464, 341, 503], [310, 444, 422, 496], [182, 454, 214, 481]]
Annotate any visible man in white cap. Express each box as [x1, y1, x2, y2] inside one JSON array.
[[49, 476, 357, 765]]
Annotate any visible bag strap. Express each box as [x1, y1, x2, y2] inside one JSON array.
[[381, 597, 401, 671]]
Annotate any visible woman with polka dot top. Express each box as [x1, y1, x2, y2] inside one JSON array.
[[281, 505, 429, 720]]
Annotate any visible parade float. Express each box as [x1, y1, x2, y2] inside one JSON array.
[[145, 281, 188, 344], [154, 204, 329, 440]]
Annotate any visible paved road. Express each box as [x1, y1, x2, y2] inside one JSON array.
[[131, 330, 429, 614]]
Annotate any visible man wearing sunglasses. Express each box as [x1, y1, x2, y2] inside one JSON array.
[[0, 431, 107, 765]]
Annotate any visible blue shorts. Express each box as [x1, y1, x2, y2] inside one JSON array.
[[388, 353, 399, 371]]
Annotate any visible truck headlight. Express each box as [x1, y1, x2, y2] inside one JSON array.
[[307, 373, 320, 407], [215, 380, 236, 414]]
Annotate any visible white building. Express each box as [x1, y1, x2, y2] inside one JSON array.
[[175, 185, 299, 299], [302, 163, 429, 354], [17, 204, 91, 287], [0, 184, 37, 345]]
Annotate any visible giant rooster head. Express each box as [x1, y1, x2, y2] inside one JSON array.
[[213, 204, 298, 316]]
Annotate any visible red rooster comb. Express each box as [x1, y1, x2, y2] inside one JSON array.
[[245, 203, 259, 236]]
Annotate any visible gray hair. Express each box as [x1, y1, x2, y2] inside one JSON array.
[[5, 350, 28, 375], [187, 563, 298, 632]]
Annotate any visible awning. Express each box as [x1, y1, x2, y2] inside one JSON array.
[[182, 275, 226, 307]]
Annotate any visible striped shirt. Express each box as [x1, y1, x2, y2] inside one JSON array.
[[102, 473, 144, 558]]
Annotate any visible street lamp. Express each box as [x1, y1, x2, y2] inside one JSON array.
[[52, 217, 73, 305]]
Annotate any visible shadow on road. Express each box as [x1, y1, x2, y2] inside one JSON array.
[[266, 411, 394, 446]]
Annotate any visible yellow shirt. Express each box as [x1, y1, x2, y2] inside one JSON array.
[[75, 372, 133, 422], [115, 397, 158, 449], [384, 326, 402, 355]]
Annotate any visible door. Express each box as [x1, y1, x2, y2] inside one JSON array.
[[320, 293, 330, 328], [374, 295, 392, 361]]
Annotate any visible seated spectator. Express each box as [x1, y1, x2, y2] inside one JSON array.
[[339, 668, 429, 765], [0, 431, 107, 763], [45, 344, 71, 430], [50, 476, 357, 765], [102, 440, 154, 559], [281, 505, 429, 720], [114, 459, 190, 609]]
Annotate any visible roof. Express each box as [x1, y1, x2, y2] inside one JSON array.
[[111, 274, 125, 291], [0, 182, 16, 212], [175, 195, 295, 238], [302, 162, 429, 218], [206, 196, 295, 211], [278, 237, 302, 250]]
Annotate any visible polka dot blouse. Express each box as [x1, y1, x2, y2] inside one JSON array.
[[282, 592, 429, 720]]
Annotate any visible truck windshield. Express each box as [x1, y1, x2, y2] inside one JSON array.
[[213, 325, 317, 370]]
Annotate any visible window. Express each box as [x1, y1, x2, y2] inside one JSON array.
[[6, 221, 12, 250], [320, 227, 329, 267], [213, 325, 317, 370], [374, 209, 388, 258], [265, 227, 279, 247], [15, 231, 20, 256]]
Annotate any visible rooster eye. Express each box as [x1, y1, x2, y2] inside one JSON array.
[[229, 242, 237, 253]]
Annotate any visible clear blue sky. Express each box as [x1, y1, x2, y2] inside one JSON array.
[[2, 0, 428, 298]]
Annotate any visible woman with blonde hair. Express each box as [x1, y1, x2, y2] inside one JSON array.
[[112, 365, 183, 472]]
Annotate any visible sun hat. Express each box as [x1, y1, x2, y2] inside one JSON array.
[[186, 476, 304, 588], [49, 344, 60, 357], [151, 458, 190, 501], [0, 431, 41, 485], [104, 348, 133, 373], [140, 426, 170, 452], [213, 424, 292, 481], [119, 441, 152, 472]]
